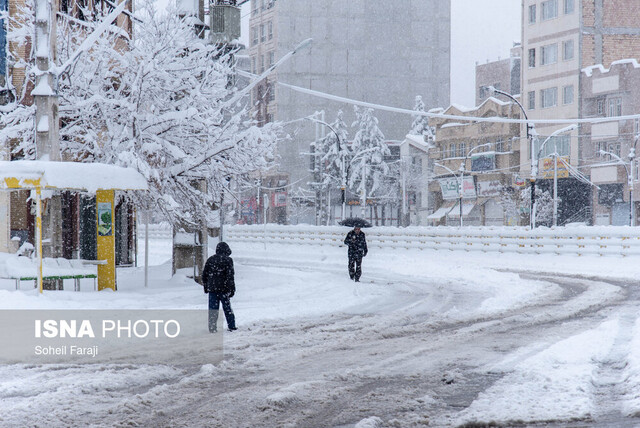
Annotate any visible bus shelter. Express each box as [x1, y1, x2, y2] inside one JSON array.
[[0, 160, 148, 293]]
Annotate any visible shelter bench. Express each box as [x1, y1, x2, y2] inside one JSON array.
[[4, 258, 105, 291]]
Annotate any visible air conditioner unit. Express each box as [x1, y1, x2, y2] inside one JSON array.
[[210, 4, 241, 44]]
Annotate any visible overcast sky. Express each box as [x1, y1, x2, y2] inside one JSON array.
[[239, 0, 521, 109]]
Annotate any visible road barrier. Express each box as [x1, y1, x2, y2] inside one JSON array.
[[223, 224, 640, 257]]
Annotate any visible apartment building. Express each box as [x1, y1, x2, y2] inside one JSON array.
[[582, 60, 640, 225], [521, 0, 640, 225], [427, 98, 522, 226], [248, 0, 451, 224], [476, 43, 522, 106]]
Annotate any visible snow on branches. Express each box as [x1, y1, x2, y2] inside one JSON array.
[[349, 106, 390, 210], [5, 2, 279, 227]]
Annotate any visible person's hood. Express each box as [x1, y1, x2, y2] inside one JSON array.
[[216, 242, 232, 256]]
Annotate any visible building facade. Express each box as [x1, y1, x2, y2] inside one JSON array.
[[249, 0, 451, 224], [427, 98, 522, 226], [521, 0, 640, 225], [476, 43, 522, 106], [582, 60, 640, 225]]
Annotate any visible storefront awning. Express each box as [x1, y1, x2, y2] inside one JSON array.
[[447, 201, 476, 218], [427, 203, 455, 220]]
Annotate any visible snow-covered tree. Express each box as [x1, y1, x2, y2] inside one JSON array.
[[0, 0, 35, 157], [349, 106, 390, 217], [320, 110, 350, 190], [5, 2, 279, 227], [520, 186, 558, 226], [409, 95, 434, 141], [309, 110, 350, 223]]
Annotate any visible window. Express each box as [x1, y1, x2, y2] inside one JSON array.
[[635, 118, 639, 135], [269, 51, 275, 66], [528, 48, 536, 68], [542, 0, 558, 20], [563, 85, 574, 105], [608, 98, 622, 117], [252, 0, 258, 16], [564, 0, 574, 14], [267, 82, 275, 102], [528, 91, 536, 110], [252, 27, 258, 45], [609, 142, 621, 158], [449, 144, 456, 158], [597, 99, 605, 116], [541, 44, 558, 65], [251, 57, 256, 74], [563, 39, 574, 60], [260, 55, 265, 73], [541, 87, 558, 108], [539, 135, 569, 157], [496, 139, 504, 153], [268, 21, 273, 40], [260, 24, 265, 42], [529, 4, 537, 24], [458, 142, 466, 158]]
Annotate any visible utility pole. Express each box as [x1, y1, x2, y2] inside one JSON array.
[[33, 0, 63, 289], [401, 157, 407, 226], [361, 163, 367, 218]]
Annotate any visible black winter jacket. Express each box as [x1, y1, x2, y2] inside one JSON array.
[[202, 242, 236, 296], [344, 230, 368, 258]]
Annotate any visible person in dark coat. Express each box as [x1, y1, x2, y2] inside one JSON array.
[[344, 226, 368, 282], [202, 242, 237, 332]]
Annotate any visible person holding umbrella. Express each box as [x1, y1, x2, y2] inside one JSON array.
[[343, 221, 368, 282]]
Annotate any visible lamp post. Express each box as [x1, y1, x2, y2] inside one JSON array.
[[600, 149, 634, 226], [303, 114, 348, 222], [534, 125, 577, 227], [488, 86, 536, 228]]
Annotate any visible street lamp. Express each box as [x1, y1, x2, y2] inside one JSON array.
[[303, 114, 348, 222], [222, 38, 313, 110], [487, 86, 537, 228], [600, 149, 635, 226], [533, 125, 577, 227]]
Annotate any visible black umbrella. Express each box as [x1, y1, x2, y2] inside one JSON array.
[[339, 217, 372, 228]]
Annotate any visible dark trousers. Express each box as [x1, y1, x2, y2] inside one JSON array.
[[348, 255, 363, 281], [208, 292, 236, 332]]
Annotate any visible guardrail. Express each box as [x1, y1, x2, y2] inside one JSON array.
[[224, 224, 640, 257]]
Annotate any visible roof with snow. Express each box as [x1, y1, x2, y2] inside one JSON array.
[[403, 134, 432, 152], [0, 161, 148, 192], [582, 59, 640, 77]]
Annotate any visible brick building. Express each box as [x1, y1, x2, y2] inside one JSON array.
[[520, 0, 640, 225], [582, 60, 640, 225]]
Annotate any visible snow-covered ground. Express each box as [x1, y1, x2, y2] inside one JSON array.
[[1, 233, 640, 427]]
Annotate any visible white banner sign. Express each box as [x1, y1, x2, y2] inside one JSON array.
[[477, 180, 503, 197], [438, 176, 476, 200]]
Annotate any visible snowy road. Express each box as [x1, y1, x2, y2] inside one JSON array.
[[2, 241, 640, 427]]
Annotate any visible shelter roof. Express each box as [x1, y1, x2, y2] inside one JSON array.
[[0, 161, 148, 191]]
